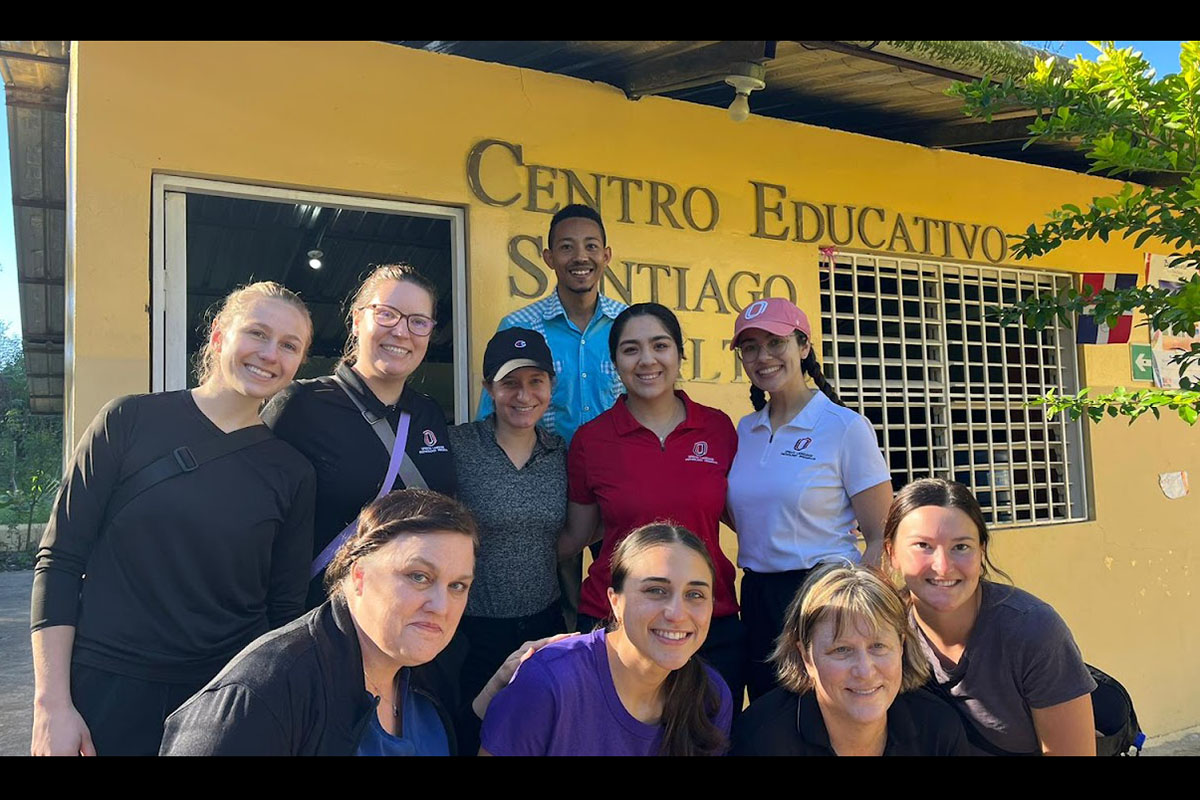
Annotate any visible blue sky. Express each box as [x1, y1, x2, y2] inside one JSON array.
[[0, 41, 1188, 336]]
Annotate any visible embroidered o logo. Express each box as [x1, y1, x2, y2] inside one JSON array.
[[795, 437, 812, 451], [745, 300, 769, 320], [423, 430, 437, 447], [693, 441, 709, 457]]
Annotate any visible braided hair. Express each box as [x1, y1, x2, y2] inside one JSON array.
[[748, 332, 844, 411]]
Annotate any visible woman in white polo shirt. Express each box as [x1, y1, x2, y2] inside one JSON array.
[[725, 297, 893, 702]]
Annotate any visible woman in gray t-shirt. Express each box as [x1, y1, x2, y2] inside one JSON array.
[[448, 328, 568, 718], [883, 478, 1097, 755]]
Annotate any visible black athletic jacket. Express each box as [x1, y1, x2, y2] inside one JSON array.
[[159, 595, 458, 756]]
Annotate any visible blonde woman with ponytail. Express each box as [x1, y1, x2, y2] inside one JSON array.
[[480, 523, 732, 756], [31, 282, 316, 756], [726, 298, 893, 702]]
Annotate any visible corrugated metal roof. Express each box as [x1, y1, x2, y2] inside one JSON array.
[[1, 40, 68, 416], [395, 40, 1089, 171]]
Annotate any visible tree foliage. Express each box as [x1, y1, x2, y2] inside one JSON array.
[[0, 324, 63, 547], [950, 41, 1200, 424]]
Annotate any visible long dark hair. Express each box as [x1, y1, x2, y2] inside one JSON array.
[[881, 478, 1012, 585], [748, 331, 843, 411], [608, 303, 686, 362], [608, 523, 727, 757]]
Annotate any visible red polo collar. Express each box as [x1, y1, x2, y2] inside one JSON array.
[[609, 390, 704, 437]]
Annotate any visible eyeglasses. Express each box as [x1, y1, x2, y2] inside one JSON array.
[[360, 304, 436, 337], [735, 335, 798, 362]]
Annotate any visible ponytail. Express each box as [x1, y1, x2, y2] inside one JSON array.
[[801, 347, 845, 407], [659, 656, 728, 756], [749, 384, 767, 411]]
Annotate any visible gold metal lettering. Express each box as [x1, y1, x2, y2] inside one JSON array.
[[824, 204, 855, 246], [888, 214, 916, 253], [726, 270, 763, 313], [525, 165, 561, 214], [691, 269, 730, 314], [605, 176, 643, 224], [980, 225, 1008, 263], [466, 139, 523, 207], [507, 235, 548, 298], [750, 181, 790, 240], [681, 186, 720, 232], [793, 201, 825, 244], [856, 207, 887, 249]]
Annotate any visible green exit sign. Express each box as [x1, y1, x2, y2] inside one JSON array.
[[1131, 344, 1155, 382]]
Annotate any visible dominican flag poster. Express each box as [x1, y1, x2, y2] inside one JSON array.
[[1076, 272, 1138, 344]]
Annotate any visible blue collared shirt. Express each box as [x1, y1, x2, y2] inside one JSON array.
[[477, 290, 628, 444]]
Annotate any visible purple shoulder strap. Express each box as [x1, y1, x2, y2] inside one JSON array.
[[309, 412, 412, 579]]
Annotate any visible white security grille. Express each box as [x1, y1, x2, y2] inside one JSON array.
[[819, 254, 1088, 527]]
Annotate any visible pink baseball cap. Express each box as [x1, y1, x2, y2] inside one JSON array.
[[730, 297, 812, 349]]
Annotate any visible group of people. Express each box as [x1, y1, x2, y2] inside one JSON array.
[[30, 203, 1099, 757]]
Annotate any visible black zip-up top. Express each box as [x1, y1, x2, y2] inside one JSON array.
[[159, 594, 458, 756], [261, 363, 456, 607]]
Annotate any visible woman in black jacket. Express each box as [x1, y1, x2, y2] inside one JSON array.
[[161, 489, 560, 756], [731, 564, 969, 756]]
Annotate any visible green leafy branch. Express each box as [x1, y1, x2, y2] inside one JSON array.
[[1033, 386, 1200, 425], [951, 42, 1200, 424]]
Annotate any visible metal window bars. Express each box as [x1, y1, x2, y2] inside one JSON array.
[[818, 254, 1087, 527]]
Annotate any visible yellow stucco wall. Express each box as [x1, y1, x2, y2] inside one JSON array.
[[69, 41, 1198, 734]]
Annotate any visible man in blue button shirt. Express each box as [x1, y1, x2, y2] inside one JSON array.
[[477, 203, 628, 627]]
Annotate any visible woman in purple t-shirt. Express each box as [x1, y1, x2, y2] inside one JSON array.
[[480, 523, 733, 756]]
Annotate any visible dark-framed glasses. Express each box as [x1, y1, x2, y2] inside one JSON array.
[[360, 304, 436, 337]]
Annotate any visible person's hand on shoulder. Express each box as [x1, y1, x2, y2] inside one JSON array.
[[472, 632, 578, 719]]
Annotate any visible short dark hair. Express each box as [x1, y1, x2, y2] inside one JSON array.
[[325, 489, 479, 596], [608, 303, 686, 363], [548, 203, 606, 246]]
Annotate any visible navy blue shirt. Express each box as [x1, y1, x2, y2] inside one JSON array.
[[356, 669, 450, 757]]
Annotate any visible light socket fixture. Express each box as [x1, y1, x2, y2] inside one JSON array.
[[307, 249, 323, 270], [725, 62, 767, 122]]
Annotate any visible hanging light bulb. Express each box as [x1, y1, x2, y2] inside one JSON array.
[[728, 91, 751, 122], [724, 63, 767, 123], [307, 249, 323, 270]]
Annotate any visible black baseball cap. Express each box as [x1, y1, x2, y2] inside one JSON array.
[[483, 327, 555, 382]]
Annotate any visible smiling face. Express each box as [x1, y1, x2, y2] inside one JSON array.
[[888, 505, 984, 616], [736, 328, 809, 396], [486, 367, 552, 432], [347, 531, 475, 669], [352, 279, 434, 384], [802, 612, 903, 729], [614, 315, 682, 403], [211, 297, 309, 400], [607, 543, 713, 673], [543, 216, 610, 296]]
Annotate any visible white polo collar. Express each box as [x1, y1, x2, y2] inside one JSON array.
[[748, 390, 832, 433]]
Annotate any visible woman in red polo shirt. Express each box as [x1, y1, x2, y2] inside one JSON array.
[[558, 303, 744, 703]]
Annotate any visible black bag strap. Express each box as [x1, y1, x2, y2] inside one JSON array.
[[103, 424, 275, 527], [330, 374, 428, 491]]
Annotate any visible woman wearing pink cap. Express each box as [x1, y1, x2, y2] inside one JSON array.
[[726, 297, 893, 702]]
